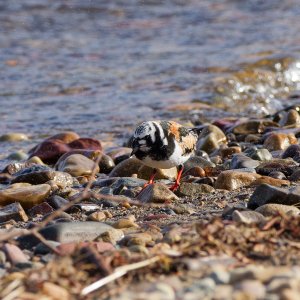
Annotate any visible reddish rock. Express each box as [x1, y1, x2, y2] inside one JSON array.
[[48, 131, 80, 143], [57, 241, 114, 256], [29, 139, 70, 164], [68, 138, 102, 151], [28, 202, 54, 216], [3, 243, 28, 265]]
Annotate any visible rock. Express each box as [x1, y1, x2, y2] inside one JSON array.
[[106, 147, 132, 161], [28, 202, 54, 216], [128, 245, 149, 255], [268, 171, 286, 180], [54, 149, 102, 167], [290, 169, 300, 181], [7, 151, 28, 161], [56, 154, 99, 177], [0, 133, 29, 142], [184, 156, 215, 171], [248, 184, 289, 209], [26, 156, 45, 165], [28, 139, 71, 164], [56, 241, 114, 256], [279, 109, 300, 127], [47, 195, 69, 209], [230, 154, 260, 169], [0, 202, 28, 222], [229, 265, 275, 283], [137, 183, 178, 203], [232, 210, 266, 225], [215, 170, 260, 191], [72, 203, 101, 213], [235, 280, 266, 299], [256, 159, 298, 176], [183, 166, 205, 177], [47, 131, 80, 143], [17, 222, 122, 249], [2, 243, 28, 265], [88, 211, 107, 222], [248, 148, 273, 161], [99, 154, 115, 174], [263, 133, 297, 151], [210, 268, 230, 285], [176, 182, 214, 197], [99, 228, 124, 245], [138, 165, 177, 181], [230, 120, 277, 135], [113, 216, 139, 229], [0, 183, 51, 209], [251, 176, 290, 187], [255, 203, 300, 217], [282, 144, 300, 159], [220, 146, 241, 158], [12, 170, 73, 189], [34, 241, 61, 255], [8, 164, 51, 176], [196, 124, 227, 154], [109, 157, 143, 177], [42, 282, 70, 300], [68, 138, 102, 151]]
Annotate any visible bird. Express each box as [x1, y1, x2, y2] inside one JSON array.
[[130, 120, 200, 191]]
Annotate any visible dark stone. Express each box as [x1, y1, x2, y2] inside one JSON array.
[[282, 144, 300, 159], [28, 203, 54, 216], [248, 184, 289, 209], [47, 195, 69, 210], [68, 138, 102, 151], [230, 154, 260, 169], [34, 241, 60, 255], [0, 203, 28, 222], [99, 154, 115, 173], [256, 159, 298, 176]]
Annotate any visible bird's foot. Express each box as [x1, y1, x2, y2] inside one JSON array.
[[169, 182, 180, 192]]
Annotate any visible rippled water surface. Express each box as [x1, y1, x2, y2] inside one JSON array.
[[1, 0, 300, 155]]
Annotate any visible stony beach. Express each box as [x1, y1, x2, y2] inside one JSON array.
[[2, 1, 300, 299], [2, 106, 300, 299]]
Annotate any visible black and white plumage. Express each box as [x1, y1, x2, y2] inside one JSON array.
[[131, 120, 200, 190]]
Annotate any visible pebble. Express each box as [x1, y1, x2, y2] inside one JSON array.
[[232, 210, 266, 225], [17, 221, 122, 248], [210, 267, 230, 284], [109, 157, 143, 177], [2, 243, 29, 265], [183, 166, 205, 177], [113, 217, 139, 229], [28, 202, 54, 216], [230, 153, 260, 169], [263, 132, 297, 151], [12, 170, 73, 188], [137, 183, 178, 203], [0, 183, 51, 209], [235, 279, 266, 299], [138, 165, 177, 181], [7, 151, 28, 161], [230, 120, 277, 135], [56, 154, 99, 177], [128, 245, 149, 255], [248, 148, 273, 161], [248, 184, 300, 209], [255, 203, 300, 217], [0, 202, 28, 222], [26, 156, 45, 165], [215, 170, 260, 191], [256, 158, 298, 176], [282, 144, 300, 159], [47, 195, 69, 209], [42, 282, 70, 300], [87, 211, 107, 222], [34, 241, 61, 255], [197, 126, 227, 154], [184, 157, 215, 175], [176, 182, 214, 197], [99, 154, 115, 173], [220, 146, 241, 158], [0, 133, 29, 142]]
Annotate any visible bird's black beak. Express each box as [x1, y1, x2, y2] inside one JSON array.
[[130, 139, 139, 157]]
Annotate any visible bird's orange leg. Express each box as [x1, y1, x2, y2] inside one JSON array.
[[170, 165, 183, 191], [142, 168, 157, 189]]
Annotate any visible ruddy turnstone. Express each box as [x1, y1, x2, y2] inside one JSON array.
[[131, 120, 200, 191]]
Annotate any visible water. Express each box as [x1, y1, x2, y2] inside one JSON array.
[[1, 0, 300, 162]]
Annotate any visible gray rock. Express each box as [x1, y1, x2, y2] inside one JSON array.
[[47, 195, 69, 210], [34, 241, 61, 255], [232, 210, 266, 225], [109, 157, 143, 177], [248, 184, 289, 209], [230, 154, 260, 169], [235, 279, 266, 299], [184, 156, 215, 171], [99, 154, 115, 174], [249, 148, 273, 161], [18, 221, 121, 249], [210, 268, 230, 284]]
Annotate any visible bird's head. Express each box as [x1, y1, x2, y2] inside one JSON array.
[[130, 121, 156, 157]]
